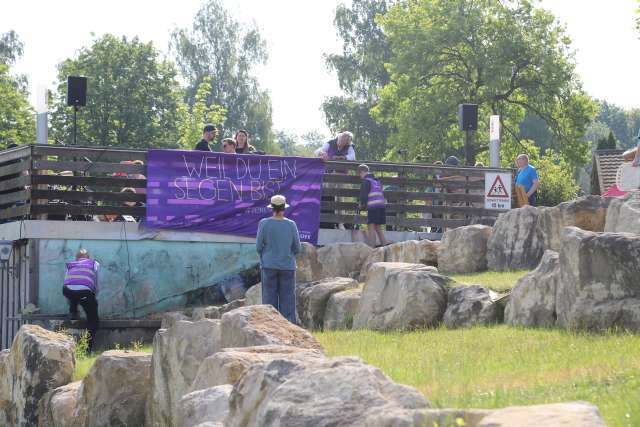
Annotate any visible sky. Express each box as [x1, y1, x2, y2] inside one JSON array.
[[1, 0, 639, 138]]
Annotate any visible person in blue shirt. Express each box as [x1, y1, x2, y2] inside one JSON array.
[[255, 195, 301, 323], [515, 154, 540, 206]]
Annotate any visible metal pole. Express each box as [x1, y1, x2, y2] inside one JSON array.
[[465, 130, 473, 166], [73, 106, 78, 145]]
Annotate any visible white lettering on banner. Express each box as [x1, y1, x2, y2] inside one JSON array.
[[485, 172, 512, 210], [174, 155, 298, 203]]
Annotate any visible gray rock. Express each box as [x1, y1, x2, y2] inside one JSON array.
[[0, 325, 75, 427], [444, 285, 498, 329], [538, 195, 611, 252], [245, 283, 262, 306], [359, 239, 440, 282], [220, 305, 324, 351], [505, 250, 560, 327], [177, 384, 232, 427], [439, 225, 493, 273], [160, 311, 191, 328], [74, 350, 151, 427], [477, 401, 605, 427], [323, 288, 362, 330], [189, 345, 323, 392], [353, 263, 449, 330], [487, 205, 544, 271], [226, 356, 430, 427], [147, 320, 222, 427], [37, 381, 81, 427], [296, 242, 323, 283], [317, 242, 374, 279], [297, 277, 358, 330], [556, 227, 640, 331], [605, 196, 640, 234]]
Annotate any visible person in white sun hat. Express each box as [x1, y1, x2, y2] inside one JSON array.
[[255, 195, 301, 323]]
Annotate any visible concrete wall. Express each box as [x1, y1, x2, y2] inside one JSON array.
[[38, 238, 258, 317]]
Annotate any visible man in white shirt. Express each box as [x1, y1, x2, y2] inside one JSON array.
[[315, 132, 356, 161]]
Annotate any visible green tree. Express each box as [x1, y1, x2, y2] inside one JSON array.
[[373, 0, 597, 169], [0, 30, 23, 65], [596, 130, 617, 150], [0, 63, 35, 148], [596, 100, 629, 146], [171, 0, 274, 152], [0, 31, 34, 148], [176, 76, 226, 150], [323, 0, 392, 160], [49, 34, 183, 148]]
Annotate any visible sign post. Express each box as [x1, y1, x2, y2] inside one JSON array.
[[489, 115, 500, 168], [485, 172, 512, 210]]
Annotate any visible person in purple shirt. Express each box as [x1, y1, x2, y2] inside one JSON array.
[[62, 249, 100, 351], [515, 154, 540, 206]]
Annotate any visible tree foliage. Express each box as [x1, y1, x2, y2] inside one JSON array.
[[49, 34, 183, 148], [176, 76, 226, 150], [0, 63, 35, 148], [323, 0, 392, 160], [596, 100, 640, 149], [0, 31, 34, 148], [171, 0, 274, 152], [373, 0, 597, 168], [596, 130, 617, 150], [0, 30, 24, 65]]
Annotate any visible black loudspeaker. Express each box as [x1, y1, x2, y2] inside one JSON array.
[[67, 76, 87, 107], [458, 103, 478, 131]]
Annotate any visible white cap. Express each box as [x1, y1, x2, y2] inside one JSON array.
[[268, 194, 289, 209]]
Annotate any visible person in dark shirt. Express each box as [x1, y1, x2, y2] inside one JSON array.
[[194, 124, 218, 151]]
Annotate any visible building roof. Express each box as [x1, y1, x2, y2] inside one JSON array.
[[592, 149, 626, 195]]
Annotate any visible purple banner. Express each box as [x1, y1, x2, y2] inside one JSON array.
[[144, 150, 326, 244]]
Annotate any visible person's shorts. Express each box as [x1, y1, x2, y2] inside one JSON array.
[[367, 207, 386, 225]]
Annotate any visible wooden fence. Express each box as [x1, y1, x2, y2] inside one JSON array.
[[0, 144, 513, 230]]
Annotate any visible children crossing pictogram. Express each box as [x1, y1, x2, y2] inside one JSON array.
[[487, 175, 510, 198]]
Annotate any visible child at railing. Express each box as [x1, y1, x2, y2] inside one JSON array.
[[358, 164, 388, 247]]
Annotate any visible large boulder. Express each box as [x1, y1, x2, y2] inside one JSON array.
[[147, 319, 222, 427], [245, 283, 262, 306], [323, 288, 362, 330], [605, 196, 640, 234], [0, 325, 75, 427], [178, 384, 232, 427], [317, 242, 374, 279], [476, 401, 605, 427], [226, 356, 430, 427], [487, 205, 544, 271], [439, 225, 492, 274], [296, 242, 323, 283], [358, 239, 440, 282], [556, 227, 640, 331], [190, 345, 324, 392], [538, 196, 611, 252], [160, 311, 191, 329], [37, 381, 82, 427], [505, 250, 561, 327], [74, 350, 151, 427], [220, 305, 323, 351], [443, 285, 498, 329], [353, 263, 449, 331], [297, 277, 358, 330]]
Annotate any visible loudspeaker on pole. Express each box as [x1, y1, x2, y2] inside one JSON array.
[[458, 103, 478, 131], [67, 76, 87, 107]]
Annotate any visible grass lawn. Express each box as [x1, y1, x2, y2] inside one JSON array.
[[450, 270, 529, 292], [315, 327, 640, 427]]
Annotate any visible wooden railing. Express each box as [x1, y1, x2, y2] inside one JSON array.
[[0, 144, 513, 230]]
